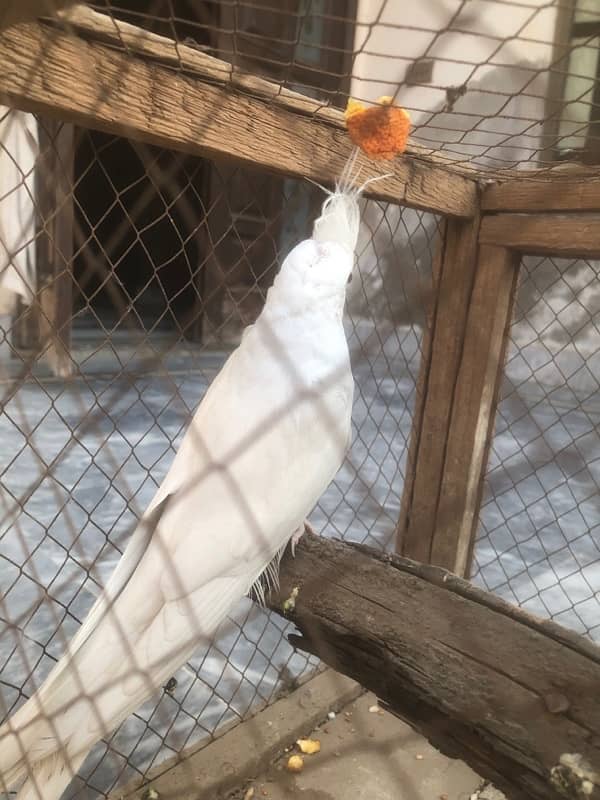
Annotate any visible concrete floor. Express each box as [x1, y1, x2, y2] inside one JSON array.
[[229, 692, 504, 800]]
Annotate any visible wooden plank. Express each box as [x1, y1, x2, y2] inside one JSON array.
[[480, 213, 600, 257], [395, 219, 446, 542], [267, 533, 600, 800], [36, 118, 74, 377], [433, 246, 519, 576], [0, 0, 75, 31], [0, 18, 478, 218], [57, 5, 467, 175], [483, 177, 600, 212], [397, 215, 481, 566]]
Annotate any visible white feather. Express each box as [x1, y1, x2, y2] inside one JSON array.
[[0, 176, 362, 800]]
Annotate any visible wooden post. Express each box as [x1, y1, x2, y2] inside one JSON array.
[[397, 215, 480, 569], [36, 117, 74, 377], [397, 219, 519, 576], [11, 116, 74, 375], [434, 245, 519, 575]]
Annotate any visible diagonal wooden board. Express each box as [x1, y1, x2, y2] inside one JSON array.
[[0, 15, 478, 217]]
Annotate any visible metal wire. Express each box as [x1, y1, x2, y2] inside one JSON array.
[[1, 1, 600, 797], [75, 0, 600, 174], [473, 254, 600, 642], [0, 113, 435, 795]]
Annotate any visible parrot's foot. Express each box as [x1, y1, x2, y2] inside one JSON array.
[[290, 527, 303, 557], [291, 520, 317, 557]]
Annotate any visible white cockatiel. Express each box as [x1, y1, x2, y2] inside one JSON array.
[[0, 170, 362, 800]]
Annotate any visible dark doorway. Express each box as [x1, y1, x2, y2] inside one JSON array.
[[73, 131, 207, 336]]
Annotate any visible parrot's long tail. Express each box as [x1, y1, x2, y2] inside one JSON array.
[[0, 684, 85, 799], [12, 750, 87, 800], [311, 147, 391, 254]]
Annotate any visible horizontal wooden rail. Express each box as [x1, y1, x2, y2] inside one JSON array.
[[0, 15, 478, 217], [268, 533, 600, 800], [483, 177, 600, 213], [480, 213, 600, 257]]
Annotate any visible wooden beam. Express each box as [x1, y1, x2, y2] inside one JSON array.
[[57, 5, 473, 179], [480, 213, 600, 257], [0, 0, 75, 31], [397, 215, 482, 569], [36, 118, 74, 378], [268, 534, 600, 800], [394, 220, 445, 547], [483, 177, 600, 212], [432, 246, 518, 576], [0, 18, 479, 217]]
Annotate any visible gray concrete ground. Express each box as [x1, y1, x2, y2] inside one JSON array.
[[228, 691, 499, 800], [3, 321, 596, 793]]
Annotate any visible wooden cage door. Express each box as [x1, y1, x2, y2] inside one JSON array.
[[397, 217, 520, 577]]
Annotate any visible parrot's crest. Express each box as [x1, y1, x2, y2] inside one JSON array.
[[312, 148, 392, 255]]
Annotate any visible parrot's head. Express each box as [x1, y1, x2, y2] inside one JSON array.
[[311, 149, 392, 265], [275, 238, 354, 303], [269, 152, 392, 311], [311, 148, 363, 257]]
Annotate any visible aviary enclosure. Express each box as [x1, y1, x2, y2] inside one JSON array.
[[1, 1, 600, 798]]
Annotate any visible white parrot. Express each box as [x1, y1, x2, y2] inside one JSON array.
[[0, 165, 363, 799]]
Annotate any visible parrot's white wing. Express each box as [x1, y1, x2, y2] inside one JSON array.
[[49, 346, 246, 668], [1, 207, 358, 800]]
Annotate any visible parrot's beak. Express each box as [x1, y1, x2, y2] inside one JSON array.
[[347, 273, 353, 284]]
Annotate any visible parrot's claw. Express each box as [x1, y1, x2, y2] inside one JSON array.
[[290, 527, 304, 557], [290, 520, 317, 557]]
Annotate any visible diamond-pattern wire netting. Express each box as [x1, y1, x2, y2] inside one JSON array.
[[473, 254, 600, 642], [0, 112, 437, 796], [79, 0, 600, 175]]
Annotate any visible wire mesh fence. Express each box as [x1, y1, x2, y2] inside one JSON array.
[[46, 0, 600, 175], [473, 253, 600, 642], [2, 1, 600, 797], [0, 108, 436, 795]]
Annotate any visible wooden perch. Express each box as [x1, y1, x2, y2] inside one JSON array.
[[268, 533, 600, 800], [0, 12, 478, 217]]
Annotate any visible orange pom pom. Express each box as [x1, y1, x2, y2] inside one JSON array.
[[344, 96, 411, 160]]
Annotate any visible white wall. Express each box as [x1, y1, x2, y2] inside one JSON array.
[[351, 0, 558, 169], [0, 107, 38, 368]]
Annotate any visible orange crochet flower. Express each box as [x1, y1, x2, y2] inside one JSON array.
[[344, 96, 411, 160]]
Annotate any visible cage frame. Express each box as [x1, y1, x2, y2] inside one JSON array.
[[2, 5, 600, 800], [2, 4, 600, 576]]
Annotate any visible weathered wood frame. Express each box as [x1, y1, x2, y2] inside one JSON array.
[[0, 9, 476, 370], [0, 12, 477, 217], [267, 534, 600, 800], [2, 9, 600, 800], [397, 197, 600, 576], [2, 10, 600, 571]]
